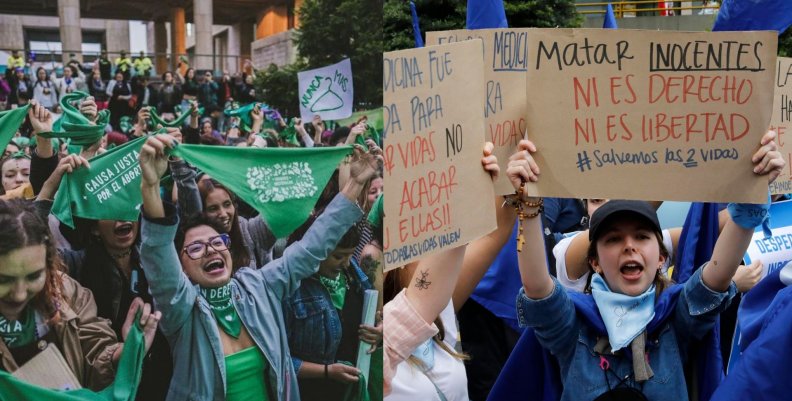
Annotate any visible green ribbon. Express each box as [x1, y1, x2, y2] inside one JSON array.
[[0, 310, 147, 400], [169, 144, 352, 238], [200, 283, 241, 339], [319, 273, 347, 310], [38, 91, 109, 147], [0, 105, 30, 158], [0, 307, 36, 349]]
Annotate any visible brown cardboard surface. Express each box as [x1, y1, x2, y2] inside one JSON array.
[[524, 29, 776, 203], [12, 343, 82, 390], [770, 57, 792, 195], [427, 29, 534, 195], [383, 39, 496, 271]]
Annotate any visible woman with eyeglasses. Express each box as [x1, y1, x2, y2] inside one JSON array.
[[136, 134, 381, 401]]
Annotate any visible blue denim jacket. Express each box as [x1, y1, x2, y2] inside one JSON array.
[[284, 261, 372, 372], [140, 195, 362, 401], [516, 268, 735, 401]]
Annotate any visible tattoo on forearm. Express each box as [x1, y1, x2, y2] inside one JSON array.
[[415, 270, 431, 290]]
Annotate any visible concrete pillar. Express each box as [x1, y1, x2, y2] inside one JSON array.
[[154, 20, 168, 74], [230, 22, 254, 72], [105, 20, 131, 57], [293, 0, 303, 28], [193, 0, 214, 70], [170, 7, 186, 72], [256, 6, 288, 40], [58, 0, 83, 62]]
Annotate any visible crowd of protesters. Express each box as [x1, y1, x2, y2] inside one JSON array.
[[0, 49, 384, 401]]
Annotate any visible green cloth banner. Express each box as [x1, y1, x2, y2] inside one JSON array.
[[148, 105, 202, 129], [223, 102, 267, 133], [51, 135, 148, 228], [170, 144, 352, 238], [0, 105, 30, 156], [0, 311, 147, 401], [38, 92, 109, 147]]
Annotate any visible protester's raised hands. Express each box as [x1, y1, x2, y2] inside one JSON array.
[[481, 141, 499, 182], [733, 260, 762, 293], [327, 363, 360, 384], [27, 100, 53, 135], [120, 297, 162, 357], [250, 104, 264, 121], [506, 139, 541, 195], [139, 134, 176, 188], [348, 142, 382, 186], [79, 96, 98, 123], [752, 130, 785, 183]]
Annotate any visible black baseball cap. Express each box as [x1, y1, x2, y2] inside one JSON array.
[[588, 200, 661, 242]]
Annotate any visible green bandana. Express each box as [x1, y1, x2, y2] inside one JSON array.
[[0, 105, 30, 156], [51, 135, 148, 228], [278, 120, 301, 146], [223, 102, 266, 132], [0, 310, 147, 400], [170, 144, 353, 238], [335, 109, 383, 147], [200, 283, 241, 338], [9, 150, 30, 160], [148, 105, 202, 129], [0, 307, 36, 349], [119, 116, 134, 134], [38, 91, 109, 147], [319, 273, 347, 310], [11, 136, 30, 149], [367, 194, 382, 229]]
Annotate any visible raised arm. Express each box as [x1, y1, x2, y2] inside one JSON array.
[[508, 139, 554, 299], [452, 142, 513, 311], [702, 130, 784, 291], [138, 134, 197, 336]]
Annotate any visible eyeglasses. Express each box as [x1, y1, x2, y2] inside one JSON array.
[[181, 234, 230, 260]]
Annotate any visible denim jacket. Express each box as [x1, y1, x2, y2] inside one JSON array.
[[285, 261, 372, 372], [140, 195, 362, 401], [516, 268, 735, 401]]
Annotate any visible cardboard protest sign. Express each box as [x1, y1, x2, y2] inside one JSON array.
[[744, 199, 792, 279], [298, 58, 353, 122], [770, 57, 792, 195], [524, 29, 776, 203], [427, 29, 532, 194], [383, 39, 496, 271]]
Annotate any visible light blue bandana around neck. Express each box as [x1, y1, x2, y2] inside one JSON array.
[[590, 273, 656, 352]]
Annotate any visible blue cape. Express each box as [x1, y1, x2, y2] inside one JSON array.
[[488, 284, 724, 401]]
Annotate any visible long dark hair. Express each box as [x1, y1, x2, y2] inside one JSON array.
[[197, 179, 250, 270], [0, 200, 65, 322]]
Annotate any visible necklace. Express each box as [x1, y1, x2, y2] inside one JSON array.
[[109, 248, 132, 259]]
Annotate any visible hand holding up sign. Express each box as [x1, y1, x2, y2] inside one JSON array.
[[506, 139, 541, 193], [341, 143, 383, 203], [37, 154, 91, 201], [734, 260, 762, 293], [139, 134, 177, 219], [752, 130, 785, 184]]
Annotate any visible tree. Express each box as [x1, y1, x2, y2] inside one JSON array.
[[294, 0, 383, 109], [254, 60, 307, 117], [384, 0, 581, 52]]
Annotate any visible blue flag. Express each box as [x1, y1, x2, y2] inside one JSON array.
[[409, 2, 424, 47], [713, 263, 792, 401], [713, 0, 792, 34], [466, 0, 507, 29], [603, 3, 618, 29], [674, 202, 721, 283]]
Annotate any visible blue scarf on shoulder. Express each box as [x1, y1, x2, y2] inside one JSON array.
[[487, 284, 724, 401]]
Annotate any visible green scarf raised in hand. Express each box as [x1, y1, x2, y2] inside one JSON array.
[[224, 102, 266, 133], [148, 105, 203, 129], [200, 283, 241, 338], [170, 144, 352, 238], [38, 91, 108, 147], [0, 105, 30, 156], [51, 135, 148, 228]]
